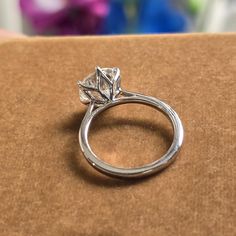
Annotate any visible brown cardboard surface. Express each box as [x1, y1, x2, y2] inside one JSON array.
[[0, 34, 235, 236]]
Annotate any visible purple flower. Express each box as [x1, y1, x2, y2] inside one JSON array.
[[20, 0, 109, 35]]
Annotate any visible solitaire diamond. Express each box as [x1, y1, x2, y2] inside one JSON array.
[[78, 67, 121, 104]]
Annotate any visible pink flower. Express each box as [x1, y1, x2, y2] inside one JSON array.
[[20, 0, 109, 35]]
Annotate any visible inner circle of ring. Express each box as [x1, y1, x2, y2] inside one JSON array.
[[79, 91, 184, 178]]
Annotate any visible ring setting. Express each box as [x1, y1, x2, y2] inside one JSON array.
[[78, 67, 121, 105], [77, 67, 184, 179]]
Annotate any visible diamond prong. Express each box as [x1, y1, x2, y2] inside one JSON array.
[[79, 67, 122, 105]]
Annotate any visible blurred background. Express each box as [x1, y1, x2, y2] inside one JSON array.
[[0, 0, 235, 36]]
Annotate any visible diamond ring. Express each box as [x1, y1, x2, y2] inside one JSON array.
[[77, 67, 184, 178]]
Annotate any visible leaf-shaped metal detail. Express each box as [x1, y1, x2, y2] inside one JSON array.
[[78, 67, 121, 104]]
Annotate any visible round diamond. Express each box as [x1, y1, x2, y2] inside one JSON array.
[[78, 67, 121, 104]]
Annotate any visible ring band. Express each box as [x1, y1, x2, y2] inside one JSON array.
[[77, 67, 184, 178]]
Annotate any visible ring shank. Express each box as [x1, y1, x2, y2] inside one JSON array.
[[79, 91, 184, 178]]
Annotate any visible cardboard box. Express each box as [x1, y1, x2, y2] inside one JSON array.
[[0, 34, 235, 235]]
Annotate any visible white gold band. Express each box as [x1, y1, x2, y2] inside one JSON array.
[[78, 67, 184, 179]]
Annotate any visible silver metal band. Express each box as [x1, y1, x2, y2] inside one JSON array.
[[78, 67, 184, 179]]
